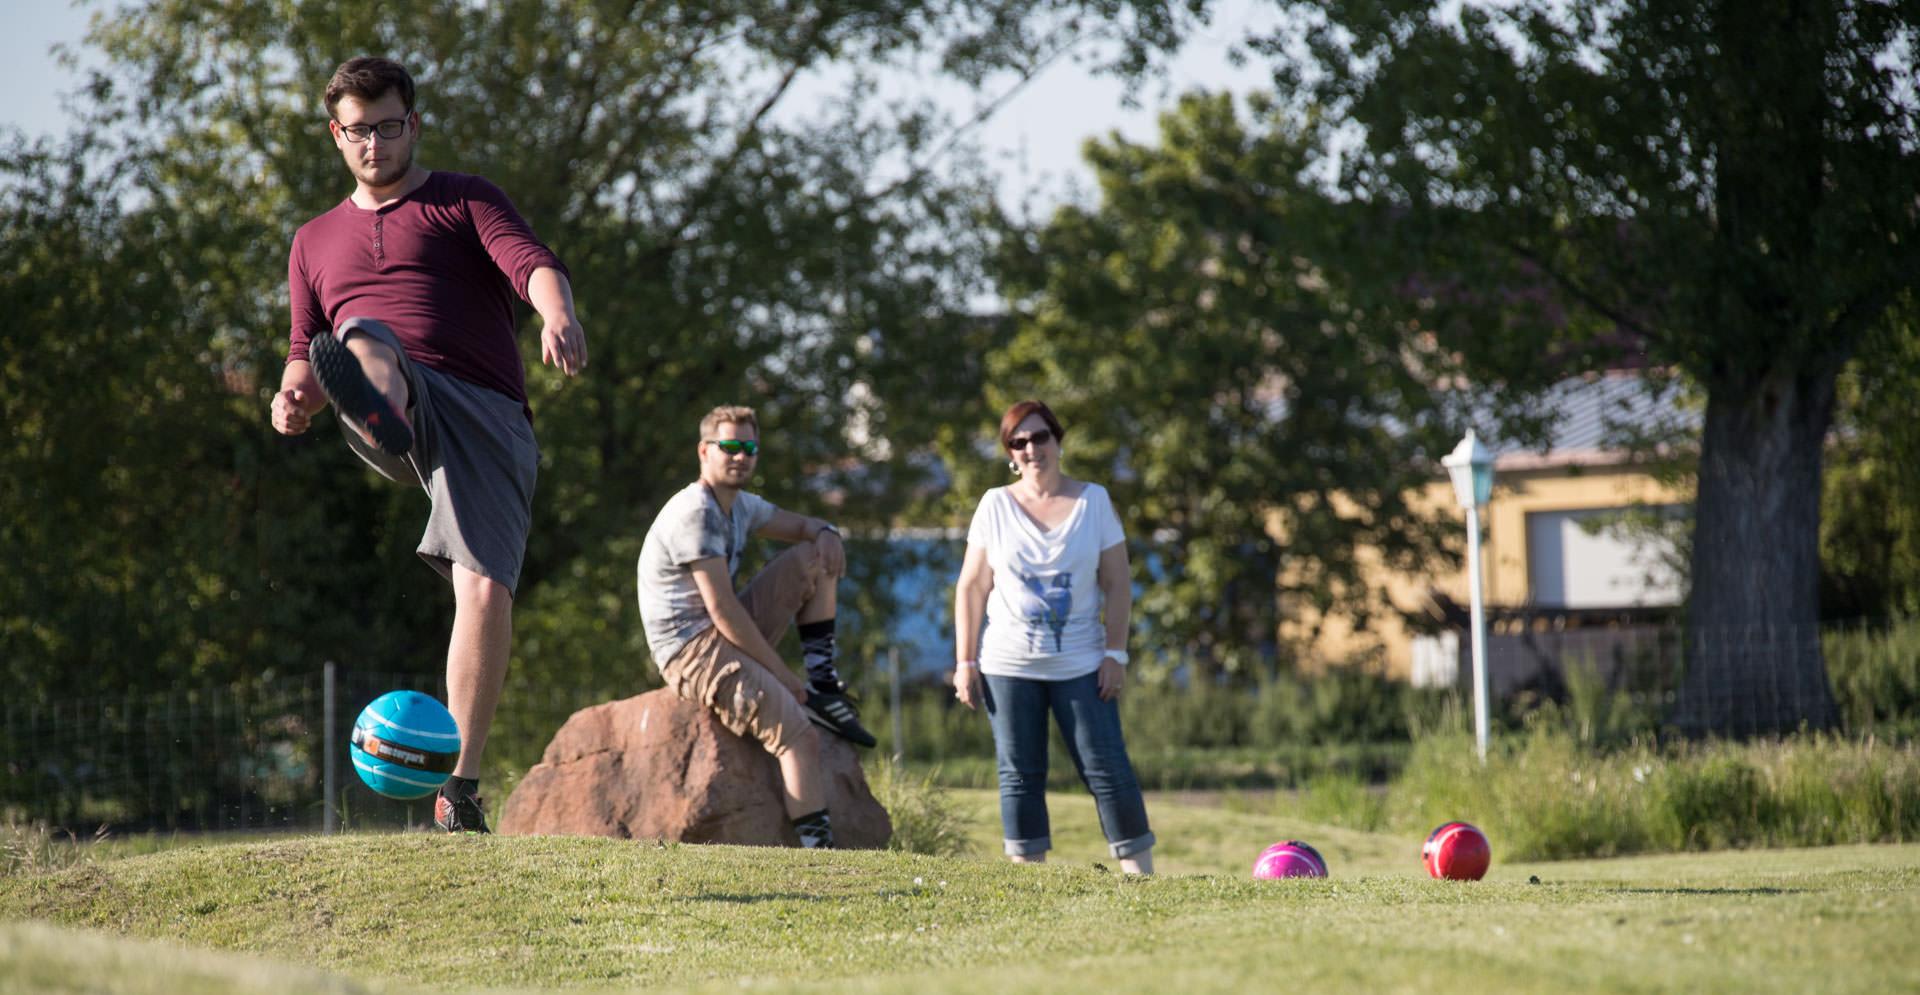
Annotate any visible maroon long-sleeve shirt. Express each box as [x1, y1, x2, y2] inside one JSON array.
[[287, 171, 567, 408]]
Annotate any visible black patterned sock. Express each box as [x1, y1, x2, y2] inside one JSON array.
[[792, 808, 834, 849], [799, 618, 841, 692]]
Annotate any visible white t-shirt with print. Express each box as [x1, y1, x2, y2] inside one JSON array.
[[967, 482, 1126, 680]]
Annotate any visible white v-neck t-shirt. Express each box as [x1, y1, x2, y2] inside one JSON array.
[[966, 482, 1126, 680]]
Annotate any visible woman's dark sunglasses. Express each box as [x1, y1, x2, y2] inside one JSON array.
[[1007, 430, 1053, 451], [708, 439, 760, 456]]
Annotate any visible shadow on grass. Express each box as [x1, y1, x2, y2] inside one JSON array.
[[692, 886, 947, 904], [1612, 895, 1804, 902], [689, 891, 830, 904]]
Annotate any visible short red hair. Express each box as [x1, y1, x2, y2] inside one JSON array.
[[998, 399, 1065, 454]]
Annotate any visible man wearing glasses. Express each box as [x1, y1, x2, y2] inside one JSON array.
[[270, 57, 587, 833], [636, 405, 876, 849]]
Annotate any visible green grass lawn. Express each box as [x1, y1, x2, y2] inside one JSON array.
[[4, 790, 1918, 994]]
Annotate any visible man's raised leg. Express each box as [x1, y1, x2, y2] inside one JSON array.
[[343, 328, 409, 412], [310, 318, 414, 455], [436, 562, 511, 833]]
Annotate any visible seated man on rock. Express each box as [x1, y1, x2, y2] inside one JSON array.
[[636, 404, 876, 849]]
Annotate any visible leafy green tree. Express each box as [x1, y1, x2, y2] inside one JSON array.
[[1822, 304, 1920, 621], [977, 93, 1460, 682], [0, 128, 429, 703], [1252, 0, 1920, 734], [2, 0, 1207, 704]]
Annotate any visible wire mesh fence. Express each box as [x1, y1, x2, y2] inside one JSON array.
[[4, 621, 1911, 837], [0, 665, 602, 836], [1451, 622, 1850, 738]]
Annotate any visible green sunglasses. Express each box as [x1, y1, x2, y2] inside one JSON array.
[[707, 438, 760, 456]]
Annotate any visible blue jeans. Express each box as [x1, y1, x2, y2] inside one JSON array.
[[982, 671, 1155, 859]]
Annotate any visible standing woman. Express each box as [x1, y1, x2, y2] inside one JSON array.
[[953, 400, 1155, 874]]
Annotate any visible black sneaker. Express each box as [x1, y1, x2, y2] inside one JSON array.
[[804, 690, 877, 749], [434, 783, 490, 834], [310, 324, 413, 456]]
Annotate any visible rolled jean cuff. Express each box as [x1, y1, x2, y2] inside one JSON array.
[[1004, 835, 1051, 857], [1108, 831, 1155, 859]]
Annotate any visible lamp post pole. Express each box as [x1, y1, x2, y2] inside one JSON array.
[[1465, 501, 1490, 762], [1443, 428, 1495, 764]]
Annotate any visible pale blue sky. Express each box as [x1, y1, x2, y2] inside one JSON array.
[[1, 1, 99, 139], [0, 1, 1281, 212]]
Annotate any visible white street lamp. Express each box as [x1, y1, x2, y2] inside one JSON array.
[[1442, 429, 1496, 762]]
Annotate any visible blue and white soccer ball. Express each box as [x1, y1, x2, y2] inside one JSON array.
[[349, 690, 462, 799]]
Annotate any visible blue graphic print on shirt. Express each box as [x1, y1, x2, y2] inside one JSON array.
[[1015, 572, 1074, 651]]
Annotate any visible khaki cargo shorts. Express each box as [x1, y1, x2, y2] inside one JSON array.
[[659, 542, 827, 757]]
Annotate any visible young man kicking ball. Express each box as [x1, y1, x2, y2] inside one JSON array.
[[636, 406, 876, 848], [270, 57, 587, 832]]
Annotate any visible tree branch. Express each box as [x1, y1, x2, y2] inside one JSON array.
[[853, 27, 1110, 209], [655, 13, 835, 254], [589, 16, 747, 204], [1499, 235, 1668, 353]]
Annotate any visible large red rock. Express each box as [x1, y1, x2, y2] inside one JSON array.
[[497, 688, 890, 848]]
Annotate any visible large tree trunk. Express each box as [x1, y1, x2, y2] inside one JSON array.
[[1672, 366, 1841, 736]]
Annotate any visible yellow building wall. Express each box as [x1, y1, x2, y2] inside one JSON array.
[[1280, 462, 1692, 679]]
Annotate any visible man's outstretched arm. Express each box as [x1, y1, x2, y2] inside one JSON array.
[[528, 267, 587, 376]]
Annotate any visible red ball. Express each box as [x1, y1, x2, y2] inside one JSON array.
[[1253, 840, 1328, 879], [1423, 822, 1491, 881]]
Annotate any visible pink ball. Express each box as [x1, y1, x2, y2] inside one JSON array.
[[1423, 821, 1491, 881], [1252, 840, 1328, 879]]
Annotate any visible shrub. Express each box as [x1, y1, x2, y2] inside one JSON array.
[[865, 760, 974, 857], [1369, 728, 1920, 861], [1825, 617, 1920, 736]]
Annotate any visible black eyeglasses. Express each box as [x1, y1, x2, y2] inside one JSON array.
[[707, 439, 760, 456], [334, 117, 409, 143], [1008, 430, 1054, 451]]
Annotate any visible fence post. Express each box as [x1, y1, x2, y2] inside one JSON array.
[[889, 646, 904, 766], [323, 661, 338, 835]]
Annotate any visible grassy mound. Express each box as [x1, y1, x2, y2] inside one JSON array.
[[4, 808, 1919, 993]]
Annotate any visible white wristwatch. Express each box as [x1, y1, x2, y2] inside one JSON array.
[[1103, 650, 1129, 666]]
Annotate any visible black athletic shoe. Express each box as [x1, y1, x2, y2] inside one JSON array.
[[434, 783, 490, 834], [804, 690, 877, 749], [309, 326, 413, 456]]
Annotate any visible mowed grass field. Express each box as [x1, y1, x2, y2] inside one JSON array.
[[4, 789, 1918, 994]]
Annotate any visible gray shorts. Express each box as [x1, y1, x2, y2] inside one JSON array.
[[334, 317, 538, 596]]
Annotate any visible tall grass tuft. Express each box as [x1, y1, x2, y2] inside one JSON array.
[[865, 760, 974, 857], [0, 816, 104, 878], [1295, 772, 1388, 832], [1381, 729, 1663, 859], [1366, 728, 1920, 861]]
